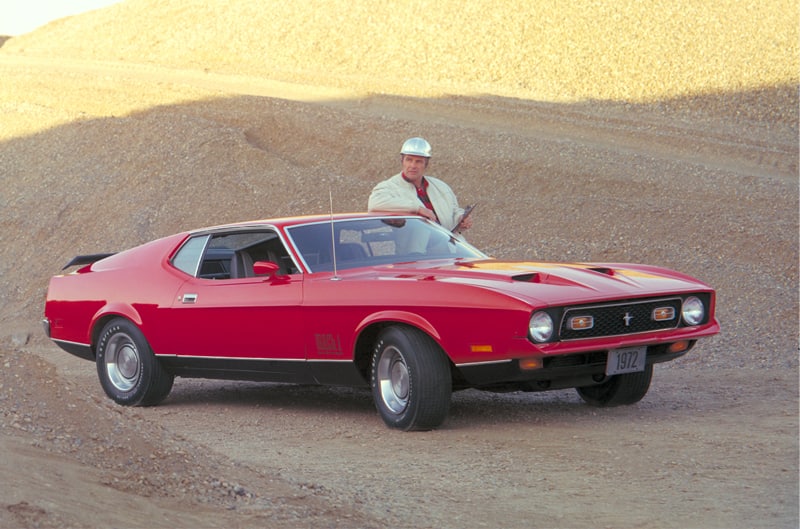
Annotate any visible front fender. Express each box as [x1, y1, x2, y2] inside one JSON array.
[[356, 310, 442, 343]]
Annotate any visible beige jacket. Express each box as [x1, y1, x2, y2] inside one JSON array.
[[367, 173, 465, 232]]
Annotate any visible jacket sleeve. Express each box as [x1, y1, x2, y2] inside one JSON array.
[[368, 177, 419, 213]]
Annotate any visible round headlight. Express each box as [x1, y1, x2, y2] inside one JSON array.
[[529, 311, 554, 343], [682, 296, 705, 326]]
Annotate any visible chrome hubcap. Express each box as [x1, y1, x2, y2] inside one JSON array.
[[377, 346, 409, 414], [105, 333, 141, 392]]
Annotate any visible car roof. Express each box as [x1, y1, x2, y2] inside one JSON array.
[[188, 212, 409, 235]]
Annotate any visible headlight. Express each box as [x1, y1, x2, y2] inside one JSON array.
[[681, 296, 705, 326], [529, 311, 554, 343]]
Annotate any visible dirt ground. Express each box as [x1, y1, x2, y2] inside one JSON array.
[[2, 345, 797, 529], [0, 1, 798, 528]]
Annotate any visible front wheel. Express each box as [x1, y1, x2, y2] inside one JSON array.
[[371, 326, 452, 431], [96, 318, 174, 406], [576, 364, 653, 407]]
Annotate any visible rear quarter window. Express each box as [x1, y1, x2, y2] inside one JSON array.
[[171, 235, 210, 276]]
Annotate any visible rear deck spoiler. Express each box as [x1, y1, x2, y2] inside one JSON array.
[[62, 253, 116, 270]]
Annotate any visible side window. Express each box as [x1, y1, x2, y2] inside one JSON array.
[[198, 248, 235, 279], [171, 235, 210, 277], [246, 237, 299, 275], [184, 230, 299, 279]]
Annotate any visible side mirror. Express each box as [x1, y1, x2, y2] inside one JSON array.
[[253, 261, 280, 277]]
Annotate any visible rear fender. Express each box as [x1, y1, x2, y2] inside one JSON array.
[[89, 302, 144, 345]]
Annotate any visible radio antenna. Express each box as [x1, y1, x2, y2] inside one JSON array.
[[329, 188, 340, 280]]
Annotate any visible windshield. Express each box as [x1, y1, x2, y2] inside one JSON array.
[[286, 217, 486, 272]]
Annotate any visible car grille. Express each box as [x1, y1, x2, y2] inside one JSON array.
[[559, 297, 682, 340]]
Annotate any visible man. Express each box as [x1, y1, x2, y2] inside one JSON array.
[[368, 137, 473, 234]]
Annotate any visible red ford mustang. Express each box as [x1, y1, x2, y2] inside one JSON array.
[[43, 213, 719, 430]]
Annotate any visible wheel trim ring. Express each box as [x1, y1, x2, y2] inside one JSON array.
[[377, 346, 409, 414], [105, 333, 141, 392]]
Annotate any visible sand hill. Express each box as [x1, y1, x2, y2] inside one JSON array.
[[4, 0, 797, 106]]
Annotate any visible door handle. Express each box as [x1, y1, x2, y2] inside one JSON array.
[[182, 293, 198, 304]]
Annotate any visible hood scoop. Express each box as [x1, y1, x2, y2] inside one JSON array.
[[511, 272, 579, 287], [512, 272, 541, 283], [587, 266, 615, 276], [512, 266, 617, 287]]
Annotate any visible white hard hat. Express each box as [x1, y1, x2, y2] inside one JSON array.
[[400, 137, 432, 158]]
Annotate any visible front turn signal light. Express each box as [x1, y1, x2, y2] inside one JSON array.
[[519, 358, 543, 370], [667, 340, 691, 354]]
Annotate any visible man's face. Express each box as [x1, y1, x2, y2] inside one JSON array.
[[401, 155, 429, 183]]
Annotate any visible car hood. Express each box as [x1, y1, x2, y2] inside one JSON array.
[[358, 258, 713, 306]]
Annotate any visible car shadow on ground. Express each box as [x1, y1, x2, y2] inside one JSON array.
[[164, 380, 376, 411], [154, 378, 652, 429]]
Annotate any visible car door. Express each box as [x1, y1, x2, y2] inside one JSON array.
[[170, 273, 304, 361], [154, 229, 308, 380]]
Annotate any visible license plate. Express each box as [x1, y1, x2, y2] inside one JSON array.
[[606, 346, 647, 375]]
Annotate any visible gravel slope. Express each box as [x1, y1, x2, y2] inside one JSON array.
[[0, 1, 797, 527]]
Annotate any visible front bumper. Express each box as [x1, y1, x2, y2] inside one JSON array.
[[456, 341, 693, 390]]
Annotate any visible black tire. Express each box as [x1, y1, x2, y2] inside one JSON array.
[[370, 325, 452, 431], [576, 364, 653, 407], [96, 318, 174, 406]]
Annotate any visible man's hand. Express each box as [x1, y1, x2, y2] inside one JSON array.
[[416, 206, 438, 221], [456, 203, 476, 231]]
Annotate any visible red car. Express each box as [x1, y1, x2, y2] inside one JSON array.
[[43, 213, 719, 430]]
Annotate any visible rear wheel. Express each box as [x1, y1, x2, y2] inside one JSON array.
[[371, 325, 452, 431], [96, 318, 174, 406], [576, 364, 653, 407]]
